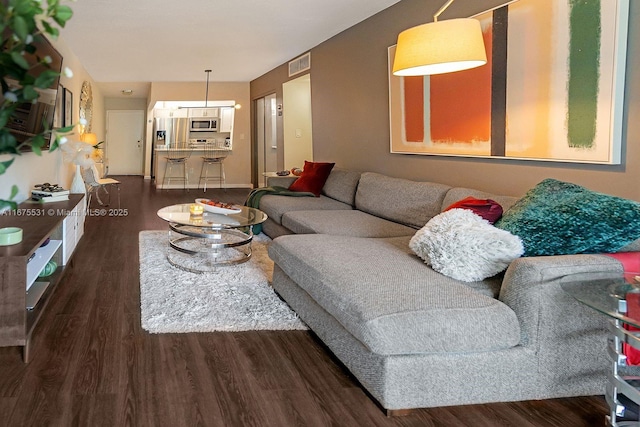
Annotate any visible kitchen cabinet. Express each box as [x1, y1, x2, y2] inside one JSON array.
[[154, 109, 188, 119], [188, 107, 219, 118], [219, 107, 235, 133], [0, 195, 85, 362]]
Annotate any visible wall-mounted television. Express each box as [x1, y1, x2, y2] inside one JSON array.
[[1, 33, 64, 151]]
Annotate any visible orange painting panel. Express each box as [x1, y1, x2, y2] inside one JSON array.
[[430, 28, 493, 143], [403, 76, 424, 142]]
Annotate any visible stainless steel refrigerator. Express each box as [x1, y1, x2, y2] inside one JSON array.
[[154, 117, 189, 147], [152, 117, 189, 180]]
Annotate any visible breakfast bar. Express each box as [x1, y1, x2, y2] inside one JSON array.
[[153, 142, 232, 190]]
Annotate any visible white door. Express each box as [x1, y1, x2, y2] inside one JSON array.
[[265, 95, 278, 175], [256, 98, 266, 186], [106, 110, 145, 175], [283, 74, 313, 168], [255, 94, 278, 187]]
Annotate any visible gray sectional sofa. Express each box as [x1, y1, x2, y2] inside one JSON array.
[[259, 169, 625, 413]]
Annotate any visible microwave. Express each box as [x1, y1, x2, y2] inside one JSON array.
[[189, 117, 219, 132]]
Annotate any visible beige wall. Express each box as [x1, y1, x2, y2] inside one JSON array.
[[251, 0, 640, 201], [146, 82, 251, 187], [105, 97, 148, 111], [0, 35, 104, 202]]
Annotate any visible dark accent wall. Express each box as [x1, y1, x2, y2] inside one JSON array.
[[251, 0, 640, 200]]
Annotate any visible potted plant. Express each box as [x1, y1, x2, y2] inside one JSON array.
[[0, 0, 74, 210]]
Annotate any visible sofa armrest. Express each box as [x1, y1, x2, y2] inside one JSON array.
[[266, 176, 298, 188], [499, 254, 623, 347]]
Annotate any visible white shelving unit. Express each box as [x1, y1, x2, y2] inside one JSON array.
[[25, 239, 62, 291]]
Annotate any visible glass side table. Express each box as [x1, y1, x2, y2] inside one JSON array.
[[563, 276, 640, 427]]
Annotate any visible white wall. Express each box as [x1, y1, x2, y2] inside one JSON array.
[[0, 35, 104, 202]]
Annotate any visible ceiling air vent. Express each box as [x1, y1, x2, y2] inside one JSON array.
[[288, 52, 311, 77]]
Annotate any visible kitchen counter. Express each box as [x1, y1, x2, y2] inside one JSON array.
[[154, 145, 231, 152], [153, 145, 232, 189]]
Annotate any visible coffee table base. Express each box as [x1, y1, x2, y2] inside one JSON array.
[[167, 225, 254, 272]]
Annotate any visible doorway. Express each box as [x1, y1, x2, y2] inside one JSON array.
[[106, 110, 145, 175], [255, 94, 278, 187], [282, 74, 313, 170]]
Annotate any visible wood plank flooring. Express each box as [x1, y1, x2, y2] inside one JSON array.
[[0, 176, 610, 426]]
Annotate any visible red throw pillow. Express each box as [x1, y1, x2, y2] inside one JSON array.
[[288, 161, 335, 197], [444, 196, 503, 224]]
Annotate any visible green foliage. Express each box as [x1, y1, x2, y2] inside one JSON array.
[[0, 0, 73, 158], [0, 0, 73, 208], [0, 184, 18, 211]]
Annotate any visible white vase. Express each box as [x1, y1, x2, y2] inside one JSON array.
[[70, 164, 86, 196]]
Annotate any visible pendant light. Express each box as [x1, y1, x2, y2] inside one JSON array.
[[204, 69, 211, 107], [392, 0, 487, 76]]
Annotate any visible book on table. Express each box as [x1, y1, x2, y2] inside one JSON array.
[[31, 193, 70, 203], [31, 189, 70, 197]]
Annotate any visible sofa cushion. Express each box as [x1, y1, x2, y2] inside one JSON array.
[[268, 234, 521, 356], [321, 168, 361, 206], [288, 161, 335, 196], [282, 210, 416, 237], [496, 178, 640, 256], [259, 194, 352, 224], [410, 209, 524, 282], [442, 187, 518, 213], [355, 173, 451, 229]]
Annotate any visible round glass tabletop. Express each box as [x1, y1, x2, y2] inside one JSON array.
[[157, 204, 267, 229]]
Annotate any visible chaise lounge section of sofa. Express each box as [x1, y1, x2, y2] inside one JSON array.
[[259, 168, 629, 412]]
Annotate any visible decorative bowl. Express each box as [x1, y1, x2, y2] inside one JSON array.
[[195, 198, 241, 215], [38, 260, 58, 277], [0, 227, 23, 246]]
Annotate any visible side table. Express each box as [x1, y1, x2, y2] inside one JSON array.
[[563, 278, 640, 426]]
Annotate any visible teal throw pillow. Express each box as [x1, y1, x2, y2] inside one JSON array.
[[495, 179, 640, 257]]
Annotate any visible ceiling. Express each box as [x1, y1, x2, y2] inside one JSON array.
[[60, 0, 403, 98]]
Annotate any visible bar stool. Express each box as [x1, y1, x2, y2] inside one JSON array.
[[199, 142, 226, 191], [162, 145, 191, 191]]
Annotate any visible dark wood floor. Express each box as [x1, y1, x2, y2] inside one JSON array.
[[0, 176, 610, 426]]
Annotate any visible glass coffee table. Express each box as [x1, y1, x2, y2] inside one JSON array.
[[157, 204, 267, 272], [563, 276, 640, 427]]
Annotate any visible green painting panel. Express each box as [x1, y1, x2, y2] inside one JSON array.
[[567, 0, 601, 148]]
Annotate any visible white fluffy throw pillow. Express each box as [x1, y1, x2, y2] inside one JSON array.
[[409, 209, 524, 282]]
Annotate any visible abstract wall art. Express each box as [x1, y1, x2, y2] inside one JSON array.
[[388, 0, 629, 164]]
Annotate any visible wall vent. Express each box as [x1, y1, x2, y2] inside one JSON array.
[[288, 52, 311, 77]]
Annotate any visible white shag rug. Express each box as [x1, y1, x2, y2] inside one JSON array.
[[139, 231, 307, 333]]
